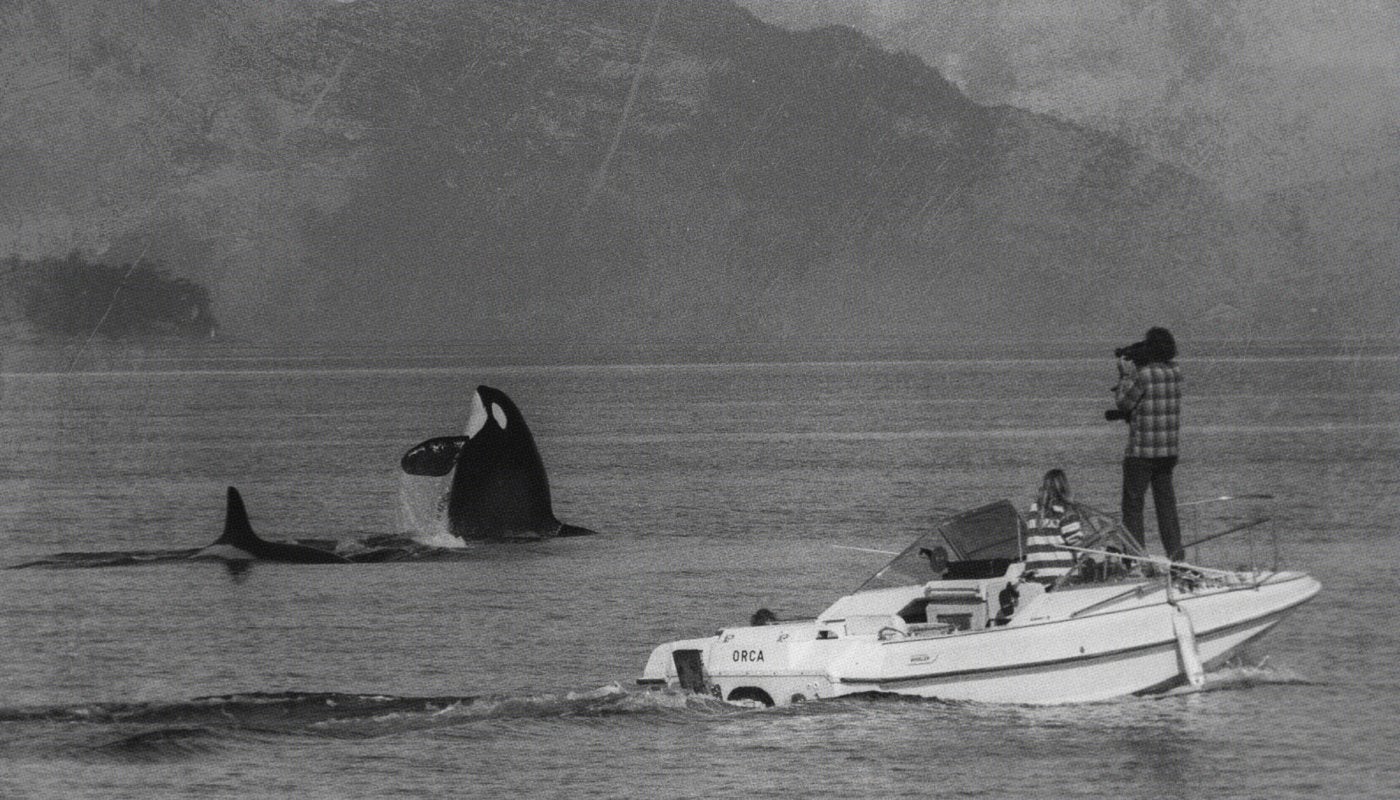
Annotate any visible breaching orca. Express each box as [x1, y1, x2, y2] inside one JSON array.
[[400, 385, 596, 540], [194, 487, 350, 564]]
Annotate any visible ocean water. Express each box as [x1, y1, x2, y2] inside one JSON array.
[[1, 339, 1396, 799]]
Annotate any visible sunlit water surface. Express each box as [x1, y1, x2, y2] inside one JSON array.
[[0, 340, 1395, 799]]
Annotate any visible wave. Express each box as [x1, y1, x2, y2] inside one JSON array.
[[1, 655, 1309, 731], [80, 726, 225, 763], [1157, 656, 1314, 699], [0, 662, 1314, 762], [0, 685, 735, 737], [0, 685, 746, 761]]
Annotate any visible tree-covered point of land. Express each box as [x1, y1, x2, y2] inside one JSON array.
[[4, 253, 216, 340]]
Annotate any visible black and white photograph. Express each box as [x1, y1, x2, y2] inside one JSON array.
[[1, 1, 1396, 797]]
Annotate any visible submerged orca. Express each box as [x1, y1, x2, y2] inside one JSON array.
[[194, 487, 350, 564], [400, 385, 595, 540]]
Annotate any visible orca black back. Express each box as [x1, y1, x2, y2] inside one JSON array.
[[200, 487, 349, 564]]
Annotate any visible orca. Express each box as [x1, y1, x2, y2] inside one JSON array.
[[193, 487, 350, 564], [400, 385, 596, 540], [11, 489, 457, 569]]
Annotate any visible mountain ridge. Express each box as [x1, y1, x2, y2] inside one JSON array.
[[4, 0, 1383, 346]]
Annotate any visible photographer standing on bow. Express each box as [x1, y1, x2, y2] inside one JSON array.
[[1108, 326, 1184, 562]]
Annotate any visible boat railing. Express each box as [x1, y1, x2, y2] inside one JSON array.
[[1070, 582, 1158, 618], [1060, 544, 1249, 581], [1182, 516, 1281, 585]]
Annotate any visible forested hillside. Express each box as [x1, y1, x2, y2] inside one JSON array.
[[5, 0, 1370, 346]]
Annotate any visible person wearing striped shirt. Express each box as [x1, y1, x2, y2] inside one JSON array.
[[1113, 326, 1184, 562], [1023, 469, 1083, 586]]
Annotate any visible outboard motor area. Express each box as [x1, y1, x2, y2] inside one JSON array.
[[673, 649, 708, 693]]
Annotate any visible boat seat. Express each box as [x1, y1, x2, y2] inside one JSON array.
[[919, 584, 990, 631], [845, 614, 908, 638]]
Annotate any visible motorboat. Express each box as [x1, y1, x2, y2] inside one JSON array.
[[638, 500, 1320, 706]]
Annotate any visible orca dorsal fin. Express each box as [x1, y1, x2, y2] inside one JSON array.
[[217, 486, 261, 546]]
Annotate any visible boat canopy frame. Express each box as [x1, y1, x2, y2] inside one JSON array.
[[856, 500, 1149, 593]]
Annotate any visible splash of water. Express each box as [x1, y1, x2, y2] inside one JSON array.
[[1161, 656, 1311, 698], [396, 472, 465, 548]]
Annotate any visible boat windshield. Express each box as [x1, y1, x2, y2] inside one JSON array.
[[1046, 501, 1150, 588], [1066, 502, 1147, 558], [854, 500, 1152, 593], [856, 501, 1024, 592]]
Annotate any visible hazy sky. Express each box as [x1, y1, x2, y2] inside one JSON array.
[[739, 0, 1400, 197]]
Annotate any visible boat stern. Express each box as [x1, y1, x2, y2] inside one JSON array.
[[639, 619, 849, 706], [638, 635, 719, 692]]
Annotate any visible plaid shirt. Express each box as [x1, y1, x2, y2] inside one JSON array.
[[1115, 361, 1182, 458]]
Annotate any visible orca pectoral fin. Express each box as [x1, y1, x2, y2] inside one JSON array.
[[401, 436, 468, 476]]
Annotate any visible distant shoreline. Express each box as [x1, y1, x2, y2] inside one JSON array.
[[2, 336, 1394, 377], [2, 255, 217, 344]]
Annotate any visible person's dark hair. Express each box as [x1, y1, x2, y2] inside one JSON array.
[[1143, 327, 1176, 363]]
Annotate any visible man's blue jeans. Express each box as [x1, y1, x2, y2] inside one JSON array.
[[1122, 456, 1183, 561]]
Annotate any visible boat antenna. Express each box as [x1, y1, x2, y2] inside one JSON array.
[[1101, 493, 1274, 518], [1177, 493, 1274, 509], [1179, 518, 1270, 550], [831, 544, 899, 556]]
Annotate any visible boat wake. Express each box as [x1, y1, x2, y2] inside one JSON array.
[[0, 659, 1313, 762], [1158, 657, 1313, 698], [0, 685, 737, 761]]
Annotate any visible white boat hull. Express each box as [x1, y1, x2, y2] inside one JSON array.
[[640, 571, 1319, 706]]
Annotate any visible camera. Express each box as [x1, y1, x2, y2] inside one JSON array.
[[1114, 340, 1149, 365], [1104, 340, 1148, 423]]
